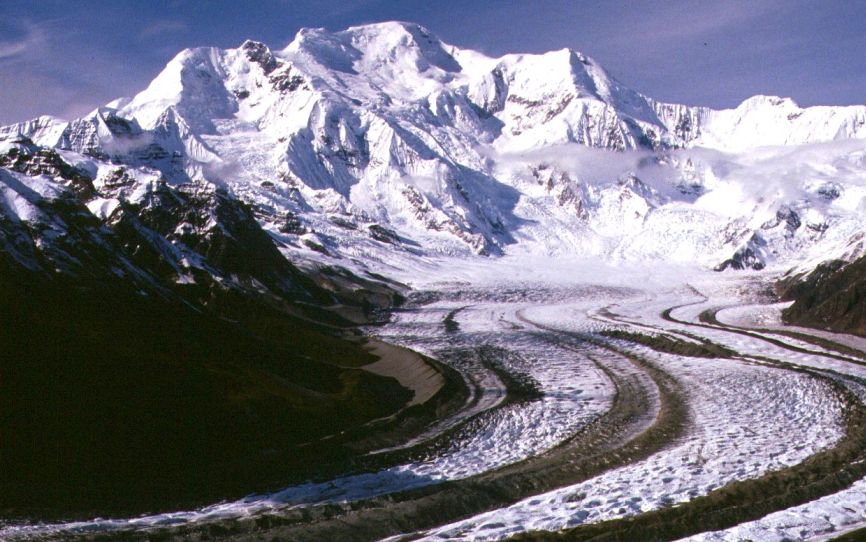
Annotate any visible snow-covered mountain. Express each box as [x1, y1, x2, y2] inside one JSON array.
[[3, 21, 866, 282]]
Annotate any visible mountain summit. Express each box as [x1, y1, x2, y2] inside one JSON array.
[[2, 21, 866, 271]]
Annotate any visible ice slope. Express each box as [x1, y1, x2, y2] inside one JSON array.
[[693, 95, 866, 152], [2, 21, 866, 270]]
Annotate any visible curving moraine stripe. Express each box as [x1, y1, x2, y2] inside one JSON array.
[[509, 373, 866, 542], [93, 305, 687, 542], [23, 286, 852, 542], [422, 302, 846, 541], [523, 297, 866, 542], [661, 293, 866, 367]]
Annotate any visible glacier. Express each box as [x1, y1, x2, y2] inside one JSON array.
[[4, 20, 866, 542]]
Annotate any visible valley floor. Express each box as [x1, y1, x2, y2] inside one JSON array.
[[6, 257, 866, 541]]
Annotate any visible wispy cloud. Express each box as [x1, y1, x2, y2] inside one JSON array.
[[0, 16, 153, 124], [139, 19, 189, 39], [0, 20, 47, 61], [634, 1, 782, 42]]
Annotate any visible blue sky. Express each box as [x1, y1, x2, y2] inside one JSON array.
[[1, 0, 863, 124]]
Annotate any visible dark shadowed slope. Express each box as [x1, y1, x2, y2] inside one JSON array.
[[778, 257, 866, 336]]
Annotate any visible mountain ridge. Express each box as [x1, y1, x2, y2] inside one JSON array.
[[2, 21, 866, 271]]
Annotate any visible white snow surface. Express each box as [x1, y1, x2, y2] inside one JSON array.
[[679, 478, 866, 542], [423, 358, 840, 541], [2, 21, 866, 270]]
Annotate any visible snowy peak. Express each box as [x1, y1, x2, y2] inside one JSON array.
[[285, 21, 461, 74], [475, 47, 673, 150], [491, 46, 647, 115], [335, 21, 461, 74], [695, 95, 866, 151], [119, 46, 239, 132], [281, 22, 463, 106], [3, 21, 866, 270], [739, 94, 799, 109], [5, 21, 864, 154]]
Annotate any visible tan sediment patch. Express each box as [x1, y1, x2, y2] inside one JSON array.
[[362, 339, 445, 406]]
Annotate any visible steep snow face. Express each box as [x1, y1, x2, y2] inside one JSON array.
[[2, 21, 866, 268], [480, 48, 677, 152], [285, 21, 462, 101], [694, 95, 866, 152]]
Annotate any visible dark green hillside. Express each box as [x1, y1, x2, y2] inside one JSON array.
[[778, 257, 866, 335], [0, 138, 429, 519], [0, 265, 410, 520]]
